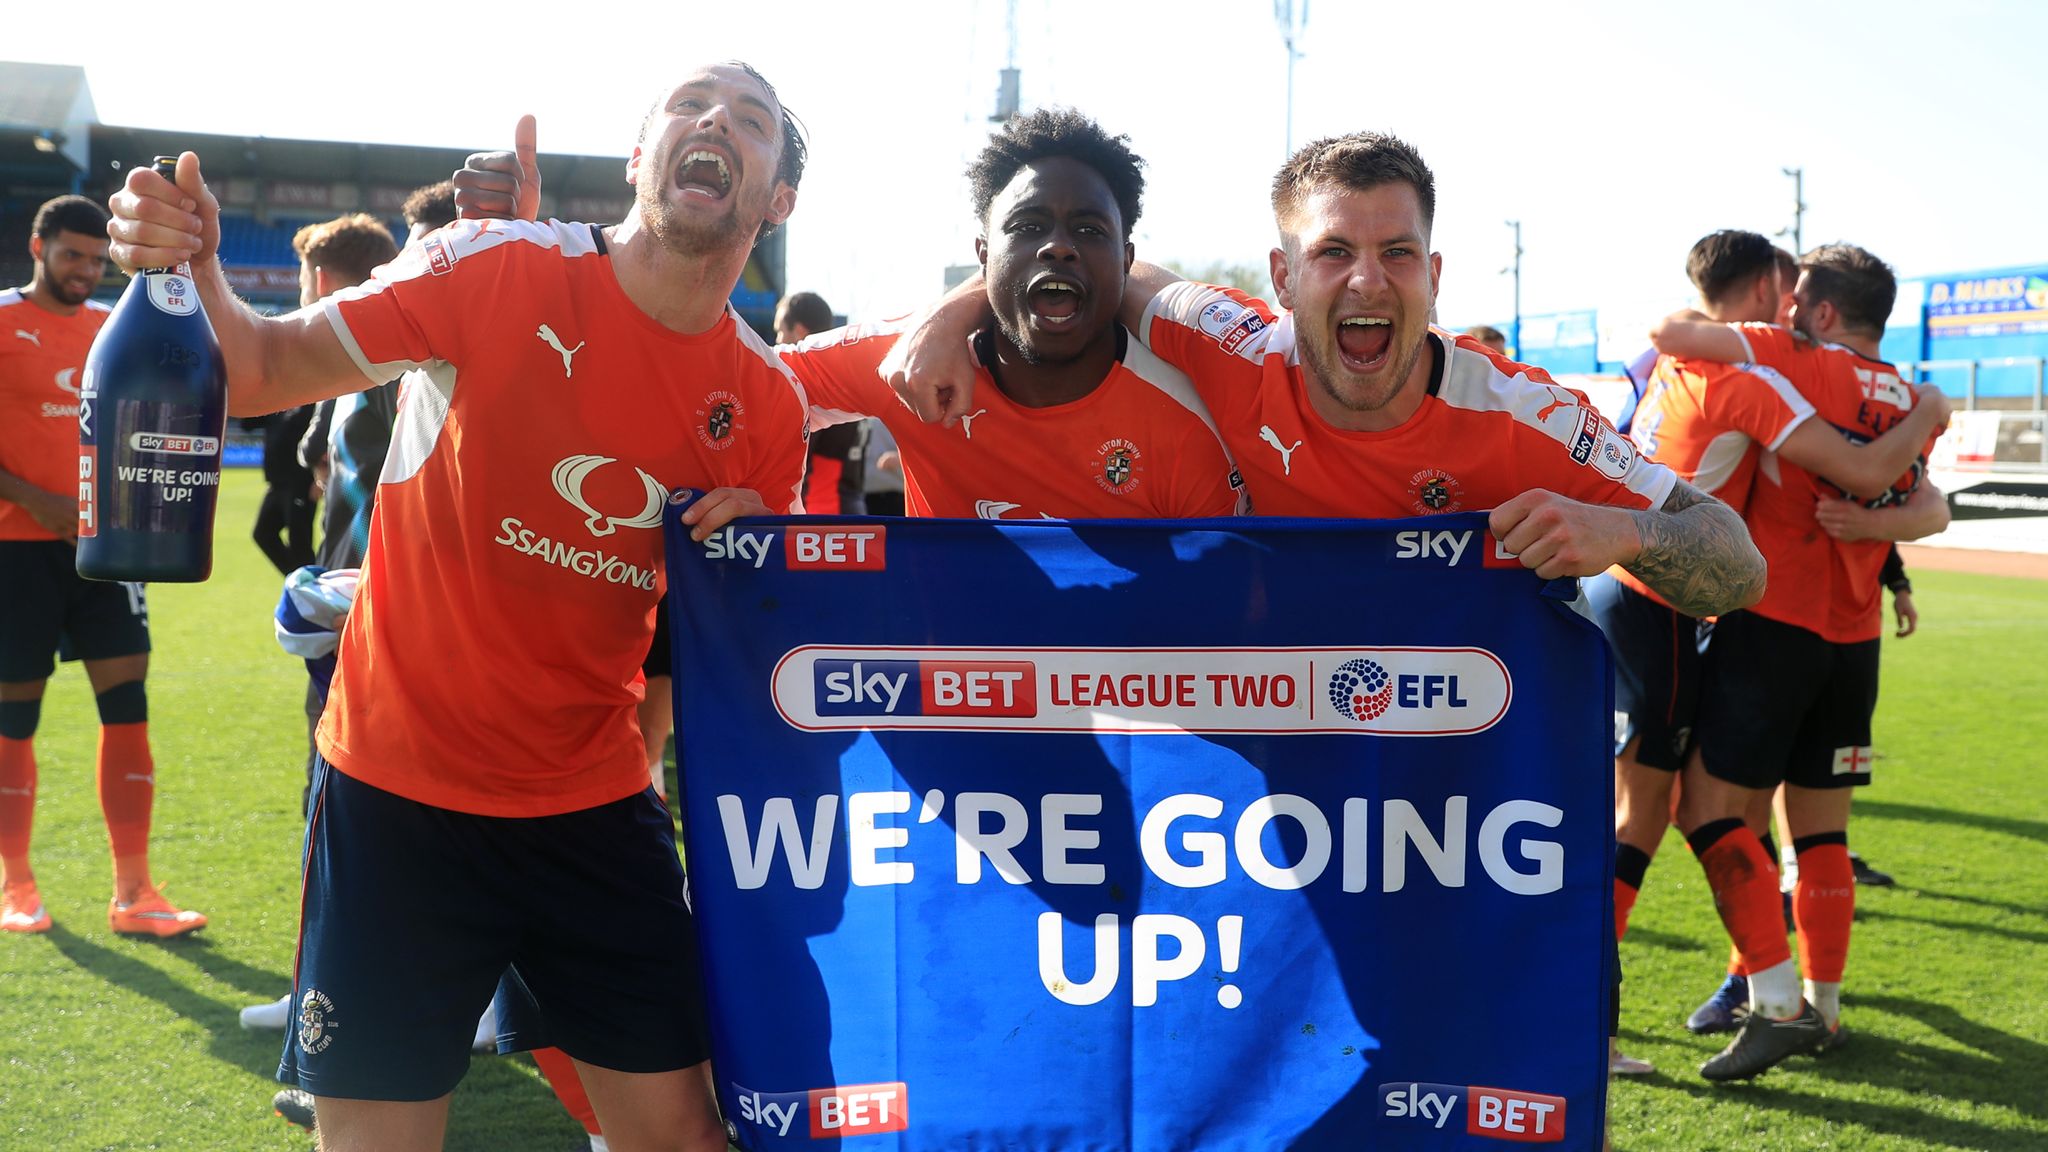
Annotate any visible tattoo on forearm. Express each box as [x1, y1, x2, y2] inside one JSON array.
[[1625, 483, 1766, 617]]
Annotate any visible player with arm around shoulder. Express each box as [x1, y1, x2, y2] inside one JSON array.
[[110, 61, 810, 1152], [888, 130, 1765, 618]]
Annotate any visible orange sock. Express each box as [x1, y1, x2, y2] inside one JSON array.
[[97, 723, 155, 863], [1794, 839, 1854, 982], [531, 1046, 601, 1136], [1688, 819, 1791, 973], [0, 736, 35, 886], [1613, 842, 1651, 941], [1613, 877, 1638, 941]]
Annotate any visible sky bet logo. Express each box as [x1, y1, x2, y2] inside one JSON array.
[[701, 525, 887, 570], [731, 1081, 909, 1139], [816, 659, 1037, 718], [1392, 529, 1522, 569], [1381, 1082, 1566, 1143]]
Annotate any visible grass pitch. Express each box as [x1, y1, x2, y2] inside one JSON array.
[[1, 471, 2042, 1150]]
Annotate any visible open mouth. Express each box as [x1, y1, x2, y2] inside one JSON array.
[[674, 149, 732, 201], [1026, 277, 1084, 326], [1336, 316, 1393, 370]]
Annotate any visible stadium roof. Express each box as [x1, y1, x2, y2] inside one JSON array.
[[0, 61, 96, 176]]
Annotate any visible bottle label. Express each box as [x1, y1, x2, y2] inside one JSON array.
[[94, 398, 223, 533], [146, 272, 198, 317]]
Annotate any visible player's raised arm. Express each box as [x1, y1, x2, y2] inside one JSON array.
[[106, 153, 363, 418], [453, 115, 542, 222], [880, 274, 991, 426], [1490, 481, 1765, 618], [1120, 259, 1186, 333], [1648, 309, 1752, 364], [1776, 382, 1951, 500]]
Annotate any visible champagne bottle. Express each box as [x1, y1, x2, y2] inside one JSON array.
[[76, 156, 229, 582]]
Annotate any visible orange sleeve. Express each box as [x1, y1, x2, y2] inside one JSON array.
[[1700, 364, 1815, 451], [1730, 323, 1812, 376], [1523, 405, 1678, 511], [320, 219, 533, 384], [741, 369, 813, 515], [1137, 282, 1274, 426], [777, 320, 908, 423]]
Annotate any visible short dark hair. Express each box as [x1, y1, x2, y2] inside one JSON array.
[[292, 214, 400, 289], [1685, 230, 1778, 305], [1772, 247, 1799, 291], [1800, 243, 1896, 337], [775, 290, 833, 336], [402, 181, 458, 231], [1271, 132, 1435, 242], [966, 108, 1146, 237], [33, 195, 109, 242]]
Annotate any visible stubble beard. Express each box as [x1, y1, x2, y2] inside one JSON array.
[[1299, 317, 1425, 416], [39, 256, 91, 307], [636, 159, 747, 259]]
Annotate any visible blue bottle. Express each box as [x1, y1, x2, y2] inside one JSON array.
[[76, 157, 228, 583]]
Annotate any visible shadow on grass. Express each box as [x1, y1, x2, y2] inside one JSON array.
[[1629, 993, 2048, 1149], [1854, 799, 2048, 845], [44, 923, 287, 1078], [443, 1053, 590, 1152], [1615, 926, 1702, 954], [1898, 884, 2048, 922], [1857, 905, 2048, 948]]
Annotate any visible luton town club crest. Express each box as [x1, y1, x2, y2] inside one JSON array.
[[1094, 437, 1142, 495], [697, 391, 744, 451]]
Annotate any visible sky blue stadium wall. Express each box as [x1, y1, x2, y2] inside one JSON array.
[[1493, 261, 2048, 400]]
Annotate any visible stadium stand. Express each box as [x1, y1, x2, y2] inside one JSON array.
[[0, 62, 785, 330]]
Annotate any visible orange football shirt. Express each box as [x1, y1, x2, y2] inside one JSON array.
[[1730, 323, 1935, 643], [782, 319, 1241, 520], [1612, 354, 1815, 603], [1140, 283, 1676, 518], [317, 219, 809, 816], [0, 290, 108, 540]]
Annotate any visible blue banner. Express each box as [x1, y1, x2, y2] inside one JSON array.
[[669, 510, 1612, 1151]]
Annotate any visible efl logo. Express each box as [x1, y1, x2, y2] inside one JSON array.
[[1196, 299, 1244, 340], [1380, 1081, 1567, 1143], [785, 527, 886, 570], [808, 1081, 909, 1138], [815, 659, 1036, 718], [129, 433, 221, 456]]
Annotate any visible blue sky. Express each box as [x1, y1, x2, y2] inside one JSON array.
[[19, 0, 2044, 333]]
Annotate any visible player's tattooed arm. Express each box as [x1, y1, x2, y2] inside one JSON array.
[[1625, 481, 1767, 617], [1489, 485, 1761, 617]]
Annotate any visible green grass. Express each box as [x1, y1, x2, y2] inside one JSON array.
[[0, 472, 587, 1151], [1611, 568, 2048, 1151], [2, 470, 2044, 1150]]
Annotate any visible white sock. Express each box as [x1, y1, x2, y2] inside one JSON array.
[[1748, 959, 1802, 1020], [1805, 979, 1841, 1029], [589, 1136, 609, 1152]]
